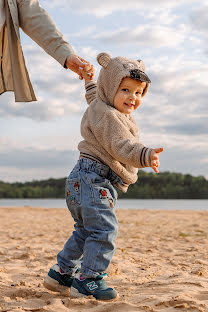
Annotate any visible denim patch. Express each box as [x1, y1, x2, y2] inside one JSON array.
[[65, 178, 81, 207], [74, 182, 80, 192], [92, 183, 115, 209], [99, 189, 108, 199], [109, 198, 114, 208]]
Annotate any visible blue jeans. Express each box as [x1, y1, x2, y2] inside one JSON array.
[[57, 158, 123, 278]]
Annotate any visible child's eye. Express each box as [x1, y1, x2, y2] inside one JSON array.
[[136, 91, 142, 95], [122, 88, 128, 92]]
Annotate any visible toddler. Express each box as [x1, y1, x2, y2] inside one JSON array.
[[44, 52, 163, 300]]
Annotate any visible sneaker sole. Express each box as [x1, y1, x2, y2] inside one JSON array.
[[70, 286, 119, 301], [43, 275, 70, 293], [70, 286, 87, 298]]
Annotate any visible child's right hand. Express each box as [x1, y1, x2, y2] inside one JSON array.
[[150, 147, 164, 173], [80, 65, 95, 83]]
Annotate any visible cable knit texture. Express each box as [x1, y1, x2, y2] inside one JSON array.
[[78, 53, 152, 192]]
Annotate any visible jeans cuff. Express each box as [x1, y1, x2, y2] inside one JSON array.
[[80, 265, 101, 278], [59, 265, 76, 275]]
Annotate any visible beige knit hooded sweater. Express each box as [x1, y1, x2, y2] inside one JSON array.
[[78, 53, 152, 192]]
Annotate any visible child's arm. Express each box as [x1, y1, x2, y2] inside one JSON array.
[[80, 68, 97, 105], [92, 110, 163, 171]]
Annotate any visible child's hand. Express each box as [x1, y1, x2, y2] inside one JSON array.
[[150, 147, 164, 173], [80, 65, 95, 83], [65, 55, 93, 78]]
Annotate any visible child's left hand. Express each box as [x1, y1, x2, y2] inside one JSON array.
[[150, 147, 164, 173], [80, 65, 95, 83]]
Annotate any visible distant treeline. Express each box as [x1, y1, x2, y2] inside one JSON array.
[[0, 171, 208, 199]]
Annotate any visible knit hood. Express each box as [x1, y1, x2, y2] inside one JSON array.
[[96, 52, 151, 107]]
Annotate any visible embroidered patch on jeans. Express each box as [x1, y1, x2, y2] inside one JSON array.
[[109, 198, 114, 208], [99, 189, 107, 199], [70, 196, 75, 204], [74, 182, 80, 192], [66, 191, 70, 196]]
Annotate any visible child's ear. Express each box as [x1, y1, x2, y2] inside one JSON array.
[[142, 83, 149, 97], [137, 59, 145, 72], [97, 52, 111, 68]]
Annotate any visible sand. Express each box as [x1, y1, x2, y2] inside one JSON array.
[[1, 206, 208, 312]]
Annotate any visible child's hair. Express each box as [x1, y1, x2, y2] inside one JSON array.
[[96, 52, 151, 107]]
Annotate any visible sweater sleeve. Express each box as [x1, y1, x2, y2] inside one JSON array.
[[85, 81, 97, 105], [93, 110, 152, 168], [17, 0, 75, 67]]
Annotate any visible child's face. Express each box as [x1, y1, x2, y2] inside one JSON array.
[[113, 77, 146, 114]]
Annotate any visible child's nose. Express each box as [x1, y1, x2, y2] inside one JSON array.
[[129, 93, 136, 100]]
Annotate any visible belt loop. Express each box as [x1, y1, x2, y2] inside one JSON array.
[[107, 168, 111, 181], [78, 158, 82, 170]]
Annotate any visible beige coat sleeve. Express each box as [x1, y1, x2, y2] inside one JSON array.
[[93, 109, 152, 168], [17, 0, 74, 67]]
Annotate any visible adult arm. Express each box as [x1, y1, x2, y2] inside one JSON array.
[[17, 0, 74, 67]]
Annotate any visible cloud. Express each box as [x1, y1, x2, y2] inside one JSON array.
[[42, 0, 193, 17], [93, 25, 185, 47], [0, 44, 88, 121], [0, 143, 79, 182], [157, 145, 208, 178], [165, 118, 208, 136], [0, 147, 78, 169], [189, 4, 208, 55], [78, 47, 99, 60], [137, 129, 208, 178], [0, 133, 80, 182], [0, 92, 84, 121], [190, 4, 208, 34]]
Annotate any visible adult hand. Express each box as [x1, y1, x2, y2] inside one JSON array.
[[65, 55, 95, 80], [150, 147, 164, 173]]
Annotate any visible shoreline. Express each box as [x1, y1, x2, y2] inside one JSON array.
[[0, 198, 208, 211]]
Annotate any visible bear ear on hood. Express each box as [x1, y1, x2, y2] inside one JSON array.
[[137, 59, 145, 72], [97, 52, 111, 69]]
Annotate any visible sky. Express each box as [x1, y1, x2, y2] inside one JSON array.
[[0, 0, 208, 182]]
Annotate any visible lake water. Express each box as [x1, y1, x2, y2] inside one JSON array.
[[0, 199, 207, 210]]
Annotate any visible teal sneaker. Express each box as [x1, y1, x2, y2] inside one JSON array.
[[70, 273, 118, 301], [43, 264, 74, 292]]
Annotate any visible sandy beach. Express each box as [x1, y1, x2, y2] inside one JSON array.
[[1, 206, 208, 312]]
